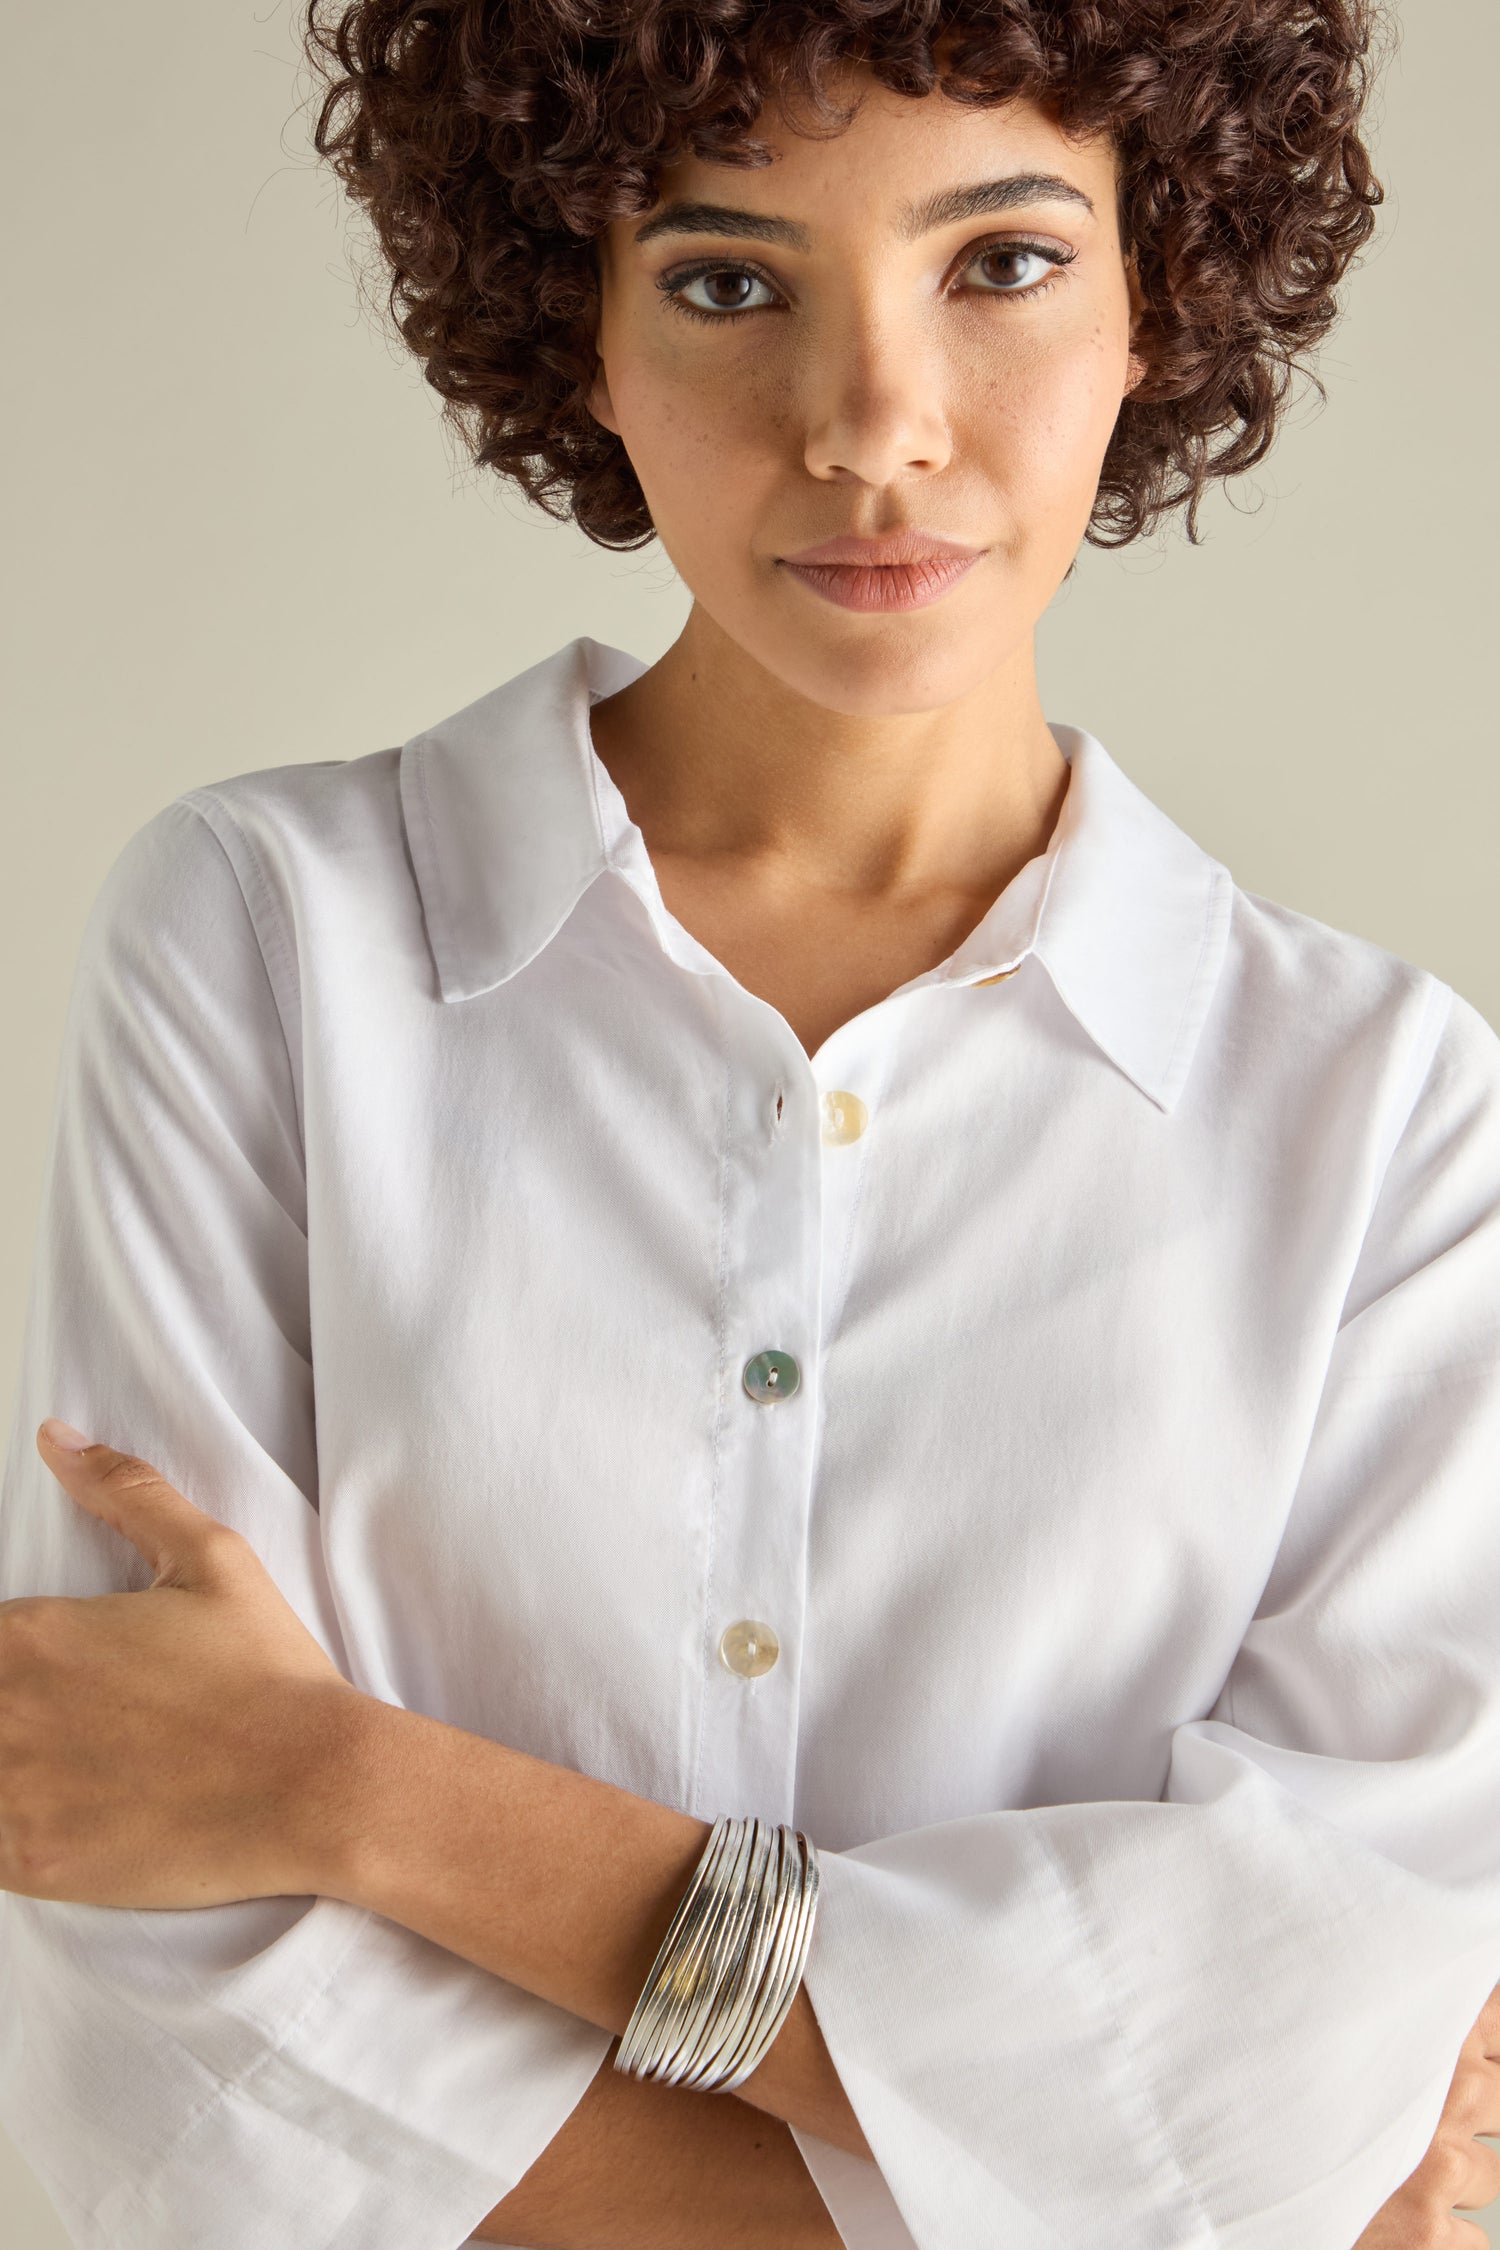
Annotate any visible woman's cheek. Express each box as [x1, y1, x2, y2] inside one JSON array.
[[980, 335, 1130, 544], [630, 393, 784, 587], [621, 353, 756, 483]]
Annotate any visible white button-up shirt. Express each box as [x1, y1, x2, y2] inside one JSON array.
[[4, 633, 1500, 2250]]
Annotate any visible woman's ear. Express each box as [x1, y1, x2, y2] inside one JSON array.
[[582, 244, 621, 434], [1122, 252, 1150, 400], [586, 353, 621, 436]]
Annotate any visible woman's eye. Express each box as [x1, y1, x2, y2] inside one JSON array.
[[964, 244, 1068, 296], [662, 266, 779, 321], [659, 241, 1071, 324]]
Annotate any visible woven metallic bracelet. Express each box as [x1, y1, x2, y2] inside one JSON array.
[[685, 1823, 820, 2094], [614, 1816, 818, 2093], [651, 1819, 772, 2087], [614, 1817, 750, 2080], [614, 1816, 763, 2085], [629, 1818, 761, 2082], [613, 1814, 822, 2094]]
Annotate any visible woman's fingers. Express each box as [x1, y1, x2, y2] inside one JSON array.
[[1447, 2048, 1500, 2144], [1353, 2032, 1500, 2247], [1449, 2129, 1500, 2211], [1475, 1981, 1500, 2060], [1, 1425, 360, 1910], [34, 1423, 246, 1590], [1402, 2072, 1500, 2218]]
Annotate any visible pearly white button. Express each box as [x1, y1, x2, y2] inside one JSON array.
[[743, 1349, 800, 1402], [821, 1089, 868, 1146], [719, 1619, 781, 1678]]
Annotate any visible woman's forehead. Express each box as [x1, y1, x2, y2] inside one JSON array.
[[630, 87, 1117, 238]]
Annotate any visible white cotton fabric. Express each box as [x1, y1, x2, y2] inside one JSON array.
[[3, 631, 1500, 2250]]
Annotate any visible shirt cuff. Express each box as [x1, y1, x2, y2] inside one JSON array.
[[4, 1893, 613, 2250], [791, 2124, 922, 2248]]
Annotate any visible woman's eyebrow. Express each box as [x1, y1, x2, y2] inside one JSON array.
[[632, 172, 1095, 251]]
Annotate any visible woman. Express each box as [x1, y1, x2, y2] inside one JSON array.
[[2, 3, 1498, 2246]]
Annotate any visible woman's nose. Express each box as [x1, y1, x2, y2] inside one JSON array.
[[800, 317, 953, 486]]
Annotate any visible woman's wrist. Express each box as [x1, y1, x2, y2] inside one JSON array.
[[282, 1679, 409, 1906], [472, 2042, 845, 2249], [298, 1691, 872, 2159], [306, 1690, 712, 2021]]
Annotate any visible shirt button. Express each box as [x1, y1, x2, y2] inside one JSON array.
[[820, 1089, 868, 1145], [719, 1619, 781, 1678], [742, 1349, 800, 1402]]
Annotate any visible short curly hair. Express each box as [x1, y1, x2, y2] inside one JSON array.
[[302, 0, 1386, 549]]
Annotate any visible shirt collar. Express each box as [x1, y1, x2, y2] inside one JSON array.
[[399, 634, 1232, 1112]]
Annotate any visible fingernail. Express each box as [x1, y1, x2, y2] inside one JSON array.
[[40, 1418, 93, 1452]]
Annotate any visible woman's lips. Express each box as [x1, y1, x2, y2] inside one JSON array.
[[779, 551, 981, 612]]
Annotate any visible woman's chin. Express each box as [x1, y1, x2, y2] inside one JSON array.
[[732, 595, 1029, 720]]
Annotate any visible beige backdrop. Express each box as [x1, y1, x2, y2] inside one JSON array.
[[2, 1, 1496, 2242]]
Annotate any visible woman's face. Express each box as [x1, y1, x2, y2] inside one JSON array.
[[588, 74, 1143, 718]]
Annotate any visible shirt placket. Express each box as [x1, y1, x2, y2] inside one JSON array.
[[693, 987, 900, 1830]]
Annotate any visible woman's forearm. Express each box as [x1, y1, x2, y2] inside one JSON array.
[[310, 1689, 872, 2160], [471, 2041, 845, 2248]]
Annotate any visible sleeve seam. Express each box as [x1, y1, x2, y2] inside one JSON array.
[[1334, 972, 1455, 1335], [1042, 1835, 1219, 2245], [1363, 974, 1454, 1235], [177, 792, 308, 1168], [1252, 972, 1459, 1607]]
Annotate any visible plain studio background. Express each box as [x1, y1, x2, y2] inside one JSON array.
[[1, 1, 1496, 2242]]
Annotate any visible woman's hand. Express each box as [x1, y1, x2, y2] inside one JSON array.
[[0, 1420, 365, 1911], [1355, 1983, 1500, 2246]]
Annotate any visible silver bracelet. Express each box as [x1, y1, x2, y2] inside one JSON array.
[[613, 1814, 822, 2094], [734, 1829, 821, 2089], [672, 1822, 784, 2089], [615, 1815, 764, 2085], [687, 1823, 817, 2093], [643, 1818, 762, 2083], [614, 1817, 747, 2079], [655, 1819, 772, 2086], [615, 1817, 818, 2093]]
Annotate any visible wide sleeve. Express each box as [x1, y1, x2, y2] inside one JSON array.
[[787, 981, 1500, 2250], [0, 799, 611, 2250]]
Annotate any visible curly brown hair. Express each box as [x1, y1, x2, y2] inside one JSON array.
[[302, 0, 1386, 549]]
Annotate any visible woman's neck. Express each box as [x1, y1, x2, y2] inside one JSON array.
[[587, 602, 1069, 915]]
